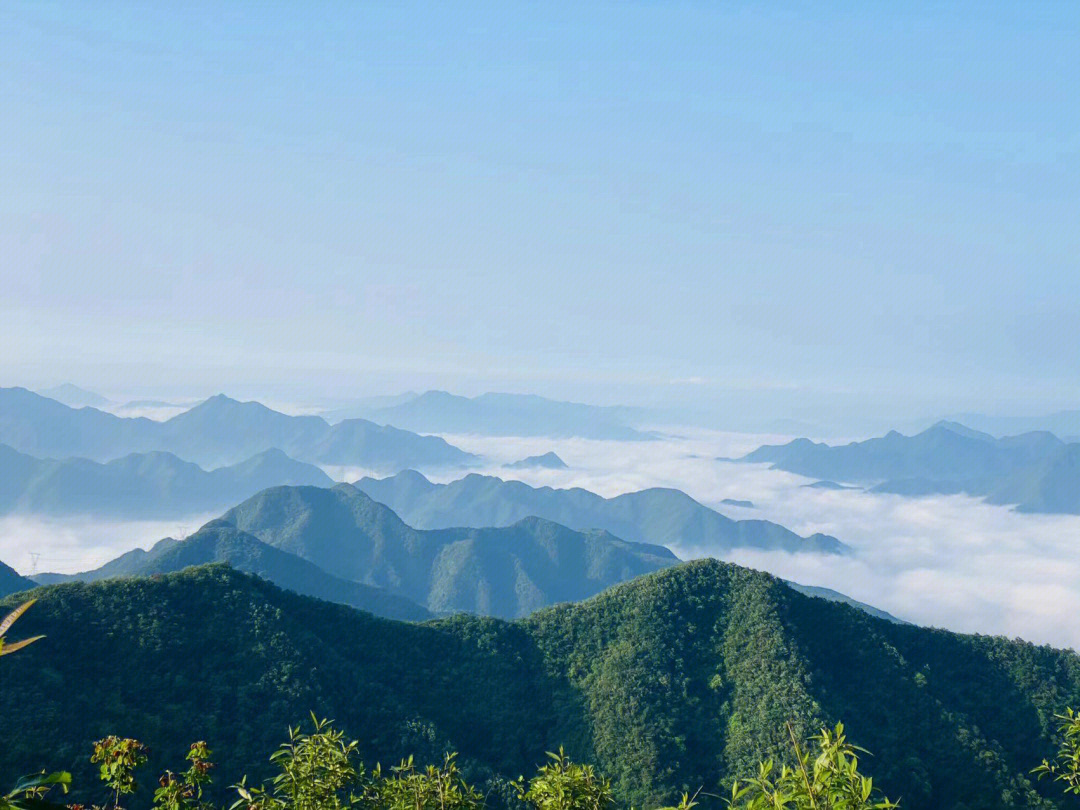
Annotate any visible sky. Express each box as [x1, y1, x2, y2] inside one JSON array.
[[2, 2, 1079, 427]]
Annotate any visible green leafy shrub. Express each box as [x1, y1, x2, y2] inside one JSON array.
[[515, 749, 613, 810], [726, 723, 897, 809], [232, 717, 363, 810], [1034, 707, 1080, 796], [369, 753, 483, 810]]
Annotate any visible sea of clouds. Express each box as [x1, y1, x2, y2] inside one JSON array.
[[7, 426, 1080, 651], [439, 429, 1080, 651]]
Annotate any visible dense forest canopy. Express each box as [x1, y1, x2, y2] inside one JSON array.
[[3, 560, 1079, 809]]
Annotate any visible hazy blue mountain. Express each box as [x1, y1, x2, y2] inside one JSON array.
[[40, 519, 430, 621], [353, 471, 849, 554], [985, 442, 1080, 514], [802, 480, 861, 490], [0, 444, 333, 518], [0, 387, 159, 459], [719, 498, 754, 508], [359, 390, 651, 440], [868, 478, 965, 496], [320, 392, 421, 422], [0, 559, 35, 598], [947, 410, 1080, 440], [741, 421, 1060, 482], [222, 483, 678, 617], [783, 581, 908, 624], [0, 388, 476, 472], [37, 383, 111, 409], [504, 451, 567, 470], [743, 420, 1080, 513]]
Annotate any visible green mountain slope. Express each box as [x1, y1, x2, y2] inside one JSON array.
[[222, 484, 678, 617], [0, 444, 334, 518], [353, 471, 848, 554], [2, 562, 1077, 809], [38, 520, 430, 621], [0, 559, 35, 598]]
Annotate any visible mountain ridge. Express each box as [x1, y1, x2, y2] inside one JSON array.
[[740, 420, 1080, 513], [219, 483, 679, 617], [353, 470, 849, 554], [0, 388, 476, 472], [1, 561, 1075, 808], [0, 443, 334, 517]]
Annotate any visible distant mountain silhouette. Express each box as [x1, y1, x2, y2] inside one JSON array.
[[504, 452, 567, 470], [0, 388, 476, 471], [355, 390, 651, 440], [784, 581, 908, 624], [0, 443, 333, 518], [222, 483, 678, 617], [0, 559, 35, 598], [353, 471, 849, 554], [38, 520, 431, 621], [37, 384, 111, 409], [946, 410, 1080, 441], [742, 420, 1080, 513]]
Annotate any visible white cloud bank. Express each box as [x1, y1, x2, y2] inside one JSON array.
[[442, 429, 1080, 651], [0, 514, 214, 576], [5, 426, 1080, 651]]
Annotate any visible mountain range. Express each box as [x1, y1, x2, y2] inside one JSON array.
[[3, 561, 1076, 808], [353, 470, 849, 554], [741, 420, 1080, 514], [0, 388, 476, 471], [35, 519, 431, 621], [219, 484, 678, 617], [0, 444, 333, 518], [329, 390, 651, 440], [41, 484, 679, 619]]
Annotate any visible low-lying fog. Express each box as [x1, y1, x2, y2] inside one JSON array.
[[9, 428, 1080, 651], [439, 430, 1080, 651]]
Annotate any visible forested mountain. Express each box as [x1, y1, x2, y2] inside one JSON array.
[[354, 471, 848, 554], [3, 561, 1077, 809], [35, 520, 430, 621], [0, 559, 34, 597], [0, 444, 333, 517], [0, 388, 476, 471], [349, 390, 650, 440], [221, 484, 678, 617], [742, 420, 1080, 513]]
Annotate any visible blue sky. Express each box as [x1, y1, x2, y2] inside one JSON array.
[[2, 2, 1078, 424]]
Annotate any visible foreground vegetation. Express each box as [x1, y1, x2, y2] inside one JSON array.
[[4, 562, 1080, 808]]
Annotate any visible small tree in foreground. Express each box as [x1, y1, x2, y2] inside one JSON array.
[[232, 716, 361, 810], [515, 748, 613, 810], [370, 753, 483, 810], [726, 722, 898, 810]]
